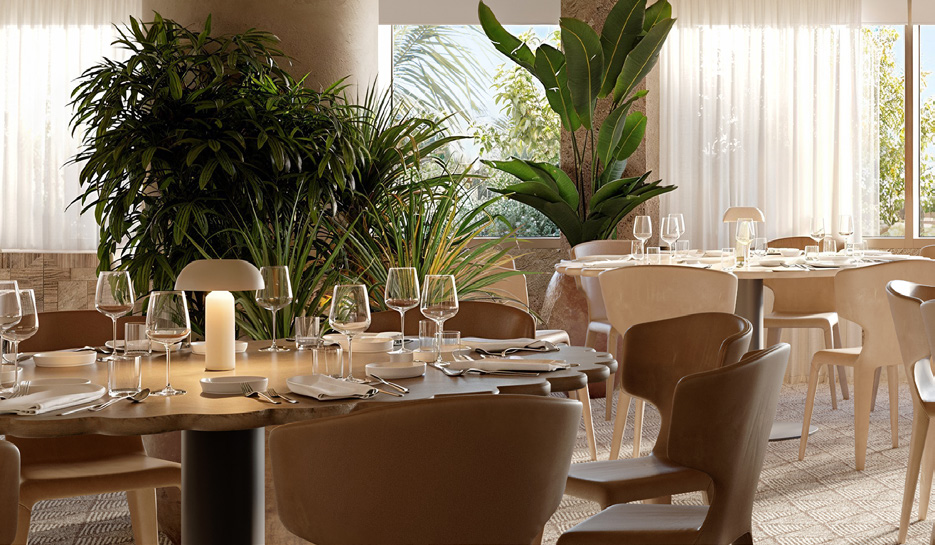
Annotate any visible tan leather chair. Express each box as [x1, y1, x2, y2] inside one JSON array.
[[0, 440, 19, 545], [9, 310, 180, 545], [557, 344, 790, 545], [367, 300, 535, 339], [766, 236, 849, 406], [269, 395, 581, 545], [921, 245, 935, 259], [918, 299, 935, 545], [800, 261, 935, 470], [482, 258, 570, 345], [565, 313, 752, 509], [600, 265, 738, 460], [572, 240, 634, 421], [886, 280, 935, 543]]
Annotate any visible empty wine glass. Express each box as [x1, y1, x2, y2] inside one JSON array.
[[660, 216, 681, 252], [420, 275, 459, 364], [96, 271, 135, 360], [809, 218, 826, 245], [633, 216, 653, 262], [385, 267, 420, 354], [0, 281, 22, 365], [256, 266, 293, 352], [839, 214, 855, 243], [1, 289, 38, 366], [146, 291, 191, 397], [670, 213, 686, 239], [735, 218, 756, 268], [329, 284, 371, 382]]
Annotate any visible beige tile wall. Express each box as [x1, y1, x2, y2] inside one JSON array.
[[0, 252, 99, 312]]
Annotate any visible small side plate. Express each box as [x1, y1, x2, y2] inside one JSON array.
[[200, 376, 268, 395], [33, 351, 97, 367], [365, 361, 426, 380]]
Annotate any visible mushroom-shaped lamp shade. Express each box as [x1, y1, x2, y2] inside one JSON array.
[[175, 260, 264, 371], [722, 206, 766, 223]]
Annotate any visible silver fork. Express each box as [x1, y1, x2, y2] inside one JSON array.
[[7, 381, 30, 400], [241, 383, 280, 404], [267, 387, 298, 404]]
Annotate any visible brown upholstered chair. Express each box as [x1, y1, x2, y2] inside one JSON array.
[[800, 261, 935, 470], [766, 236, 849, 406], [0, 440, 19, 545], [599, 265, 738, 460], [367, 300, 535, 339], [557, 343, 790, 545], [10, 310, 180, 545], [565, 313, 752, 509], [921, 245, 935, 259], [269, 395, 581, 545], [886, 280, 935, 543]]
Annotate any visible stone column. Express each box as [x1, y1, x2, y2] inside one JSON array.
[[141, 0, 379, 92]]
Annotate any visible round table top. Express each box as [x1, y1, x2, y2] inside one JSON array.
[[0, 341, 614, 438]]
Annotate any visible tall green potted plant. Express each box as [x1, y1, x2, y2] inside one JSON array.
[[478, 0, 676, 246]]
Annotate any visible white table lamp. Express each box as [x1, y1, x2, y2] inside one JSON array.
[[722, 206, 766, 223], [175, 260, 264, 371]]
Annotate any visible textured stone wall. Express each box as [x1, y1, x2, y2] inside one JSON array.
[[0, 253, 99, 312]]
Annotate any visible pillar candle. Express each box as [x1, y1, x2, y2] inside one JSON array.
[[205, 290, 235, 371]]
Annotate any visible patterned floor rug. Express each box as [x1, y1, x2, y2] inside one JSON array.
[[21, 383, 932, 544]]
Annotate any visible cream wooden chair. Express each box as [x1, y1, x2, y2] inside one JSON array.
[[766, 236, 849, 406], [600, 265, 738, 460], [0, 440, 19, 545], [800, 261, 935, 470], [920, 245, 935, 259], [270, 395, 581, 545], [565, 313, 751, 509], [483, 258, 570, 345], [886, 280, 935, 543], [572, 240, 635, 421], [557, 344, 790, 545]]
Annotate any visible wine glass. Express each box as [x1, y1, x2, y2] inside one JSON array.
[[146, 291, 190, 397], [385, 267, 420, 354], [809, 218, 826, 245], [96, 271, 135, 360], [256, 266, 293, 352], [633, 216, 653, 262], [670, 213, 686, 239], [1, 289, 38, 365], [420, 275, 459, 364], [329, 284, 371, 382], [0, 281, 22, 365], [839, 214, 855, 243], [735, 218, 756, 268], [660, 216, 681, 253]]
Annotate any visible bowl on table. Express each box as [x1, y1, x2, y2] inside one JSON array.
[[365, 361, 426, 380], [777, 248, 801, 258], [200, 376, 268, 395], [322, 333, 393, 353]]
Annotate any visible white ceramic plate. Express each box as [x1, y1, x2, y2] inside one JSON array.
[[323, 334, 393, 353], [809, 261, 843, 268], [32, 351, 97, 368], [105, 340, 181, 352], [29, 378, 91, 389], [199, 375, 268, 395], [756, 258, 785, 268], [574, 254, 629, 262], [365, 361, 425, 380], [190, 341, 248, 355]]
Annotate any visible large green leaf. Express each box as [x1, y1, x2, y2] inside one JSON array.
[[589, 172, 650, 209], [504, 193, 584, 245], [530, 161, 580, 211], [598, 158, 627, 189], [478, 1, 537, 73], [613, 17, 675, 105], [535, 45, 581, 131], [596, 102, 631, 168], [615, 111, 647, 160], [489, 180, 564, 204], [643, 0, 672, 32], [560, 17, 603, 130], [599, 0, 646, 97]]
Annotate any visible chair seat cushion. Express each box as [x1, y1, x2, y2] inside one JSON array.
[[557, 503, 708, 545], [812, 347, 861, 367], [20, 453, 181, 506], [764, 311, 838, 330], [565, 454, 711, 508], [536, 329, 571, 345]]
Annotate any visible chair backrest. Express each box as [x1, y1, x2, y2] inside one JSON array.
[[19, 310, 145, 353], [598, 265, 738, 341], [921, 245, 935, 259], [835, 261, 935, 365], [367, 301, 536, 339], [0, 440, 19, 545], [269, 395, 581, 545], [479, 259, 530, 310], [667, 343, 790, 544], [764, 237, 835, 313], [916, 300, 935, 413], [571, 240, 635, 323], [886, 280, 935, 408], [621, 313, 752, 456]]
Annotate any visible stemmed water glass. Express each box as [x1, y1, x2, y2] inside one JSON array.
[[839, 215, 855, 244], [329, 284, 371, 382], [146, 291, 190, 397], [809, 218, 826, 246], [256, 266, 293, 352], [385, 268, 420, 354], [420, 275, 459, 364], [735, 218, 756, 268], [95, 271, 135, 360], [0, 281, 22, 365], [1, 289, 38, 365], [633, 216, 653, 263], [660, 216, 681, 253]]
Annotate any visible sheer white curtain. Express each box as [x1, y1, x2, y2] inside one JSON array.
[[659, 0, 866, 250], [0, 0, 140, 251]]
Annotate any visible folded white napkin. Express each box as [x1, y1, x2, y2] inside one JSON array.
[[461, 338, 545, 352], [0, 384, 105, 415], [447, 358, 568, 372], [287, 375, 377, 401]]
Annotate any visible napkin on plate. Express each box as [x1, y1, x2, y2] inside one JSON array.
[[461, 338, 554, 352], [0, 384, 105, 415], [447, 358, 568, 372], [286, 375, 378, 401]]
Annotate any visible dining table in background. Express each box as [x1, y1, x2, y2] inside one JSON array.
[[0, 340, 614, 544]]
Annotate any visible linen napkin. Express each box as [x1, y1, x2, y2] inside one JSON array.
[[0, 384, 105, 415], [286, 375, 378, 401], [461, 338, 553, 352], [447, 358, 568, 372]]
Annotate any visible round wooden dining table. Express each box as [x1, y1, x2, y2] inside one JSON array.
[[0, 340, 614, 544]]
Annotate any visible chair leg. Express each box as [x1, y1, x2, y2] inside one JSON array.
[[127, 488, 159, 545], [572, 388, 597, 461], [632, 398, 645, 458], [855, 367, 877, 471], [921, 431, 935, 522], [733, 532, 754, 545], [821, 327, 838, 410], [605, 329, 618, 421], [13, 504, 31, 545], [766, 327, 782, 347], [900, 410, 930, 543], [799, 362, 822, 461], [888, 366, 900, 448], [830, 322, 849, 400], [871, 367, 882, 411], [610, 391, 631, 460]]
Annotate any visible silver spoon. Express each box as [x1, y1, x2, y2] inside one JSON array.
[[59, 388, 150, 415]]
